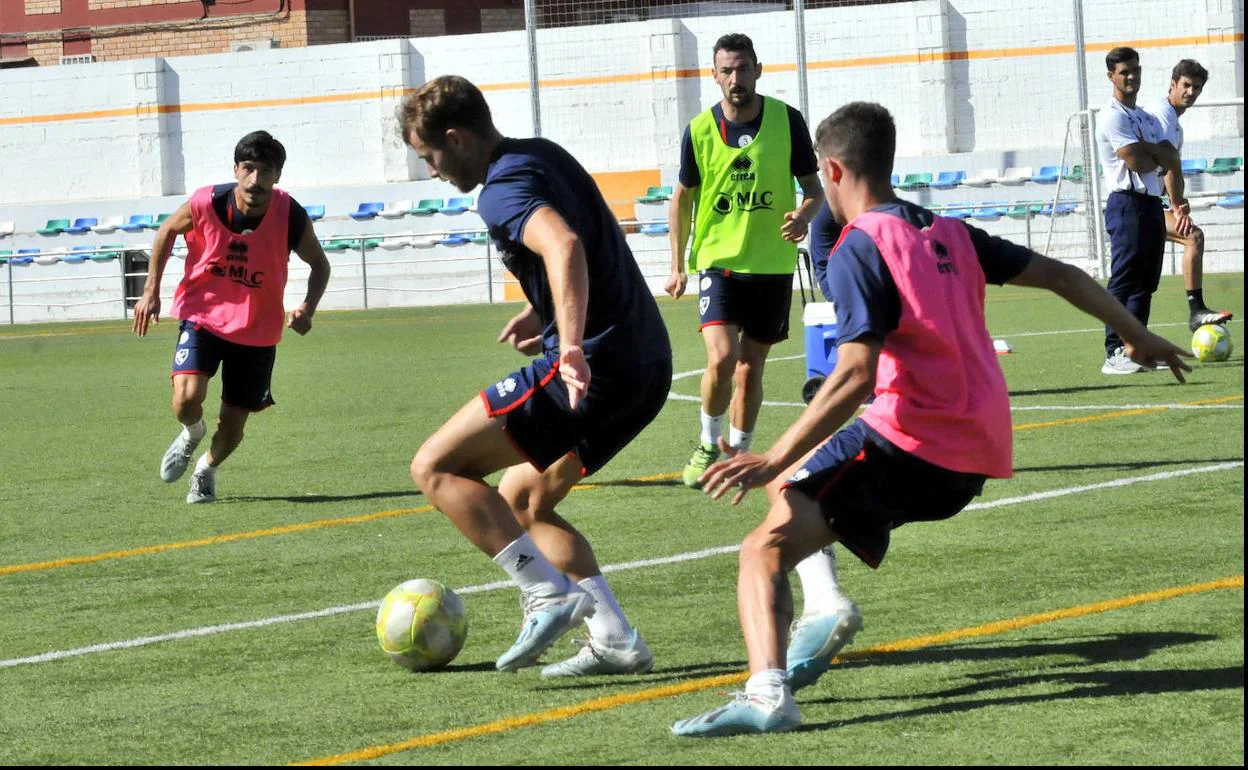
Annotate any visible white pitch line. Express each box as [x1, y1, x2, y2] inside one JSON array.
[[665, 392, 1244, 411], [2, 463, 1242, 671]]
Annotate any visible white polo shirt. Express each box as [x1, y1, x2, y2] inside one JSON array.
[[1144, 97, 1183, 152], [1096, 97, 1166, 196]]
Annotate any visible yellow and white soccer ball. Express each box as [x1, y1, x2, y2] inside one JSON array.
[[375, 579, 468, 671], [1191, 324, 1233, 363]]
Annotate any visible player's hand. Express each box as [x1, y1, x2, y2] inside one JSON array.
[[665, 270, 688, 299], [287, 307, 313, 336], [559, 345, 591, 410], [780, 211, 809, 243], [1174, 198, 1191, 216], [498, 306, 543, 354], [1124, 330, 1193, 384], [1175, 211, 1194, 237], [699, 442, 780, 505], [132, 294, 160, 337]]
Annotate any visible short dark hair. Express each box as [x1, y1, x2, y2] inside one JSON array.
[[1171, 58, 1209, 85], [713, 33, 757, 64], [397, 75, 495, 148], [1105, 46, 1139, 72], [234, 131, 286, 172], [814, 102, 895, 182]]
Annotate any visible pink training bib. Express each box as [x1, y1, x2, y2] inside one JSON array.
[[848, 209, 1013, 478], [171, 185, 291, 347]]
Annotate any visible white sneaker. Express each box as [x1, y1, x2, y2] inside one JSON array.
[[1101, 346, 1143, 375], [540, 630, 654, 677], [495, 587, 596, 672], [186, 468, 216, 504], [160, 430, 201, 482], [672, 688, 800, 737]]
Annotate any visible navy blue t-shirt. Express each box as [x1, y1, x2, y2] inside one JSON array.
[[815, 200, 1033, 346], [211, 183, 308, 252], [477, 137, 671, 368], [678, 101, 818, 188]]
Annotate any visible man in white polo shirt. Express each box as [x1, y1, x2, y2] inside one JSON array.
[[1095, 46, 1182, 375], [1144, 58, 1234, 332]]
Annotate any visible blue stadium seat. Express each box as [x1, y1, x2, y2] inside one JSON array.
[[303, 205, 325, 221], [971, 202, 1007, 220], [64, 217, 98, 234], [349, 202, 384, 220], [943, 207, 974, 219], [440, 197, 473, 215], [1181, 158, 1207, 176], [1216, 190, 1244, 208], [63, 246, 93, 263], [13, 248, 39, 265], [891, 174, 900, 188], [438, 233, 471, 246], [1031, 166, 1063, 184], [120, 214, 154, 232], [930, 171, 965, 190], [640, 223, 669, 235]]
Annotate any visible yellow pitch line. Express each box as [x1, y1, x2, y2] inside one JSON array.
[[0, 473, 681, 578], [291, 574, 1244, 766], [1014, 395, 1243, 431]]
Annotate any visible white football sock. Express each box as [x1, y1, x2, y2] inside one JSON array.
[[794, 546, 853, 616], [728, 425, 753, 452], [183, 419, 206, 441], [493, 534, 568, 597], [745, 668, 789, 701], [194, 453, 217, 474], [700, 411, 724, 448], [579, 575, 632, 644]]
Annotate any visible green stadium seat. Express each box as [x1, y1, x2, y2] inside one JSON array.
[[91, 245, 123, 262], [412, 198, 444, 215], [1063, 165, 1085, 183], [1208, 156, 1243, 174], [1007, 202, 1044, 218], [896, 173, 933, 191], [37, 219, 71, 236], [637, 186, 673, 204]]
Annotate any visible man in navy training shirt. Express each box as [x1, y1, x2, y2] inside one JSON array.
[[398, 76, 673, 677]]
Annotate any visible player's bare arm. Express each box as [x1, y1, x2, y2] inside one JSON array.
[[781, 173, 824, 243], [521, 206, 591, 408], [1008, 254, 1192, 381], [666, 182, 695, 297], [287, 222, 331, 336], [132, 201, 194, 337]]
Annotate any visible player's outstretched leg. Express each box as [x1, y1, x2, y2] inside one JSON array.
[[162, 374, 208, 482], [498, 456, 653, 676], [1177, 225, 1233, 331]]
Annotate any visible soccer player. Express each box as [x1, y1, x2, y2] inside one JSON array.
[[399, 76, 673, 675], [132, 131, 330, 504], [1095, 47, 1183, 375], [1143, 58, 1234, 332], [671, 102, 1191, 737], [665, 33, 824, 485]]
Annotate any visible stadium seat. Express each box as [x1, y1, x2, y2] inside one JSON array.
[[1216, 190, 1244, 208], [1031, 166, 1063, 184], [120, 214, 154, 232], [971, 202, 1007, 219], [1000, 167, 1034, 185], [637, 186, 673, 204], [640, 223, 669, 235], [897, 173, 933, 191], [1181, 158, 1207, 175], [13, 248, 40, 265], [379, 237, 407, 250], [91, 216, 123, 233], [943, 207, 974, 219], [930, 171, 965, 190], [469, 231, 489, 244], [37, 219, 71, 236], [380, 200, 413, 219], [412, 198, 444, 215], [410, 235, 439, 248], [349, 202, 385, 220], [0, 221, 13, 237], [1207, 156, 1243, 174], [152, 213, 172, 229], [63, 246, 93, 263], [440, 197, 473, 215], [1187, 196, 1215, 211], [320, 239, 354, 252], [963, 168, 1002, 187], [438, 233, 471, 246], [362, 238, 382, 250], [0, 250, 10, 264], [1063, 165, 1086, 183], [890, 174, 900, 187], [35, 251, 63, 265], [64, 217, 98, 235], [91, 245, 123, 262], [1007, 202, 1043, 218], [303, 205, 326, 221]]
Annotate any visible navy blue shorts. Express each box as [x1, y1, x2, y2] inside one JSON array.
[[782, 419, 986, 568], [698, 269, 792, 345], [171, 320, 276, 411], [481, 350, 672, 476]]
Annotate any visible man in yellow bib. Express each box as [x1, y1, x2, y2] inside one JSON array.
[[666, 33, 823, 483]]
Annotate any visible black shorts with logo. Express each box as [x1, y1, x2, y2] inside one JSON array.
[[697, 268, 793, 344], [170, 320, 276, 411]]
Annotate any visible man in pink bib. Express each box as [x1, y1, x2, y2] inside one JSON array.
[[671, 102, 1191, 737], [132, 131, 330, 504]]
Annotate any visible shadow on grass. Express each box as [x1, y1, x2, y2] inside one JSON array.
[[795, 632, 1237, 732], [535, 660, 748, 692], [1013, 457, 1245, 474], [586, 478, 685, 489], [1007, 383, 1142, 398], [225, 490, 423, 504]]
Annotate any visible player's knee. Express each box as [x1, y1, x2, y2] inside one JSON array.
[[501, 485, 539, 528], [410, 448, 441, 495], [734, 359, 763, 389], [739, 526, 782, 567], [1191, 226, 1204, 250], [708, 349, 735, 381]]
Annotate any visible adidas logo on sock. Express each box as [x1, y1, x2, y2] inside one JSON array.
[[515, 554, 534, 570]]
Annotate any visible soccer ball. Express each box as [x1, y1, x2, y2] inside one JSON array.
[[1191, 324, 1233, 363], [375, 579, 468, 672]]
